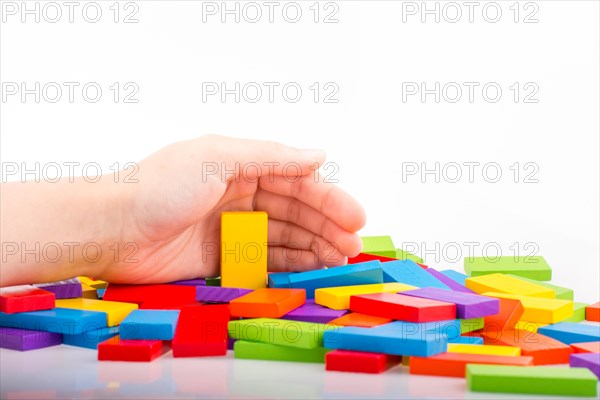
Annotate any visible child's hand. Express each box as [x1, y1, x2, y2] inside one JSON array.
[[1, 135, 366, 286]]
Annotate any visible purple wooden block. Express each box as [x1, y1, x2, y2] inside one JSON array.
[[196, 286, 252, 303], [426, 268, 475, 294], [171, 278, 206, 286], [33, 278, 83, 299], [0, 327, 62, 351], [227, 337, 236, 350], [570, 353, 600, 379], [402, 287, 499, 319], [281, 299, 348, 323]]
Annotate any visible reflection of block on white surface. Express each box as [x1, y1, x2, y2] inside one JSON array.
[[171, 357, 229, 396], [324, 369, 389, 396], [97, 356, 164, 384]]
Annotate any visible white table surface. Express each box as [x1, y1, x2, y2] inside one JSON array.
[[2, 345, 596, 399]]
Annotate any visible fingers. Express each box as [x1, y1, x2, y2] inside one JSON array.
[[258, 174, 367, 232], [268, 246, 328, 272], [267, 218, 348, 266], [256, 189, 362, 257], [198, 135, 326, 182]]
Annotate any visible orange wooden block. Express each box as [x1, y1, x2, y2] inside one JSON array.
[[229, 288, 305, 318], [328, 313, 392, 328], [410, 352, 534, 377], [571, 342, 600, 354], [586, 302, 600, 322], [482, 329, 572, 365], [484, 298, 524, 333]]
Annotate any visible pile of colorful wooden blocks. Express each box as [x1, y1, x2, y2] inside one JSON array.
[[1, 212, 599, 398]]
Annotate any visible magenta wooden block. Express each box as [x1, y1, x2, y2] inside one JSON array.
[[426, 268, 475, 294], [402, 287, 499, 319], [196, 286, 252, 303], [33, 278, 83, 299], [282, 299, 348, 323], [171, 279, 206, 287], [570, 353, 600, 379], [0, 327, 62, 351]]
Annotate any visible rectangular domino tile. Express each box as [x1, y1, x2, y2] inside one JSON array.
[[425, 268, 474, 293], [281, 299, 347, 324], [464, 256, 552, 281], [234, 340, 329, 363], [0, 308, 107, 334], [571, 341, 600, 354], [195, 286, 252, 303], [482, 292, 572, 324], [401, 287, 499, 319], [326, 350, 401, 373], [229, 288, 305, 318], [120, 310, 180, 340], [55, 298, 138, 326], [563, 302, 588, 322], [0, 327, 62, 351], [505, 275, 573, 300], [480, 329, 572, 365], [410, 352, 534, 377], [587, 302, 600, 321], [33, 278, 83, 299], [63, 326, 120, 349], [537, 322, 600, 344], [466, 364, 597, 397], [0, 285, 55, 313], [228, 318, 333, 349], [381, 260, 449, 289], [361, 236, 396, 258], [220, 211, 268, 290], [466, 274, 555, 298], [328, 313, 392, 328], [98, 335, 164, 362], [447, 343, 521, 356], [483, 298, 524, 332], [315, 283, 415, 310], [172, 304, 229, 357], [570, 353, 600, 379], [350, 293, 456, 323]]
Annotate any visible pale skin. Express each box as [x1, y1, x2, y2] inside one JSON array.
[[0, 135, 366, 287]]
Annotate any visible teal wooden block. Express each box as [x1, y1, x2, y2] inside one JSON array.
[[448, 335, 484, 345], [63, 326, 120, 349], [382, 260, 449, 289], [120, 310, 180, 340], [464, 256, 552, 281], [538, 322, 600, 344], [268, 272, 293, 288], [361, 236, 396, 258], [440, 270, 468, 285], [0, 308, 107, 334], [288, 261, 383, 299], [506, 275, 573, 300], [563, 302, 588, 322]]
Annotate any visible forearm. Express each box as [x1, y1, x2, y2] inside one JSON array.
[[0, 178, 127, 287]]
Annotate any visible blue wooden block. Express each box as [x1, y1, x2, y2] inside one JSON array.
[[63, 326, 120, 349], [382, 260, 450, 289], [538, 322, 600, 344], [440, 270, 468, 285], [449, 335, 484, 345], [288, 261, 383, 299], [323, 325, 447, 356], [96, 288, 106, 299], [268, 272, 294, 288], [120, 309, 180, 340], [0, 308, 106, 334]]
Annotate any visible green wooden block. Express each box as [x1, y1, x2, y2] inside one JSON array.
[[206, 277, 221, 286], [395, 248, 423, 264], [563, 302, 588, 322], [467, 365, 597, 397], [234, 340, 329, 363], [361, 236, 396, 258], [506, 275, 573, 300], [460, 318, 485, 333], [464, 256, 552, 281], [228, 318, 336, 349]]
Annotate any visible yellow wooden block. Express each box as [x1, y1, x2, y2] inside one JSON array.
[[55, 298, 137, 326], [315, 283, 416, 310], [78, 276, 108, 289], [482, 292, 573, 324], [81, 284, 98, 299], [221, 212, 268, 290], [514, 320, 547, 333], [466, 273, 555, 298], [447, 344, 521, 357]]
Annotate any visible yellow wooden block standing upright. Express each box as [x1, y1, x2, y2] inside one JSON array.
[[315, 283, 416, 310], [55, 298, 138, 326], [482, 292, 573, 324], [221, 212, 268, 290], [448, 344, 521, 357], [466, 273, 555, 298]]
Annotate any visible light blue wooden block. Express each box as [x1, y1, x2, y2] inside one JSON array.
[[288, 261, 383, 299], [268, 272, 294, 288], [449, 335, 484, 345], [382, 260, 450, 289], [0, 308, 107, 334], [120, 309, 180, 340], [63, 326, 120, 349], [440, 270, 468, 285], [538, 322, 600, 344], [323, 325, 447, 356]]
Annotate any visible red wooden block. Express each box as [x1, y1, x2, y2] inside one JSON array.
[[483, 298, 524, 333], [0, 285, 55, 314], [350, 293, 456, 322], [172, 304, 230, 357], [103, 284, 196, 308], [328, 313, 392, 328], [348, 253, 398, 264], [98, 335, 164, 362], [409, 352, 534, 377], [571, 342, 600, 354], [416, 263, 428, 269], [230, 288, 305, 318], [586, 302, 600, 322], [326, 350, 401, 373], [481, 329, 572, 365]]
